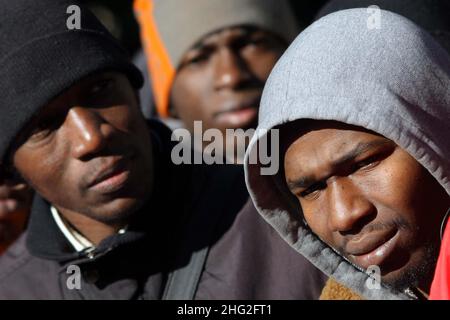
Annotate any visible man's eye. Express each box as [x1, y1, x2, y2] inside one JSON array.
[[246, 38, 267, 47], [244, 37, 276, 50], [355, 157, 380, 172], [29, 127, 53, 141], [300, 181, 327, 200], [187, 53, 209, 66], [28, 115, 65, 141], [301, 189, 321, 200]]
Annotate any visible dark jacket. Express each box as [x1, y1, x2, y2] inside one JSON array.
[[0, 120, 326, 299], [0, 120, 201, 299], [161, 164, 326, 300], [195, 199, 327, 299]]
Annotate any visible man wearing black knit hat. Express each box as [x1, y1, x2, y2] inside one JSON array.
[[0, 0, 247, 299]]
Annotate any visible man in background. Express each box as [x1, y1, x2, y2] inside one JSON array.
[[0, 167, 32, 255], [133, 0, 327, 299]]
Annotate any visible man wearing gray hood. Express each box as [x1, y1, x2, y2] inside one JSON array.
[[245, 8, 450, 300]]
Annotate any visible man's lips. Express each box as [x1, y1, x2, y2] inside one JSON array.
[[213, 96, 260, 128], [346, 229, 399, 270], [215, 107, 258, 128], [86, 157, 132, 194]]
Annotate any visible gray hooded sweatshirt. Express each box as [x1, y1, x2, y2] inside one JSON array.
[[244, 8, 450, 300]]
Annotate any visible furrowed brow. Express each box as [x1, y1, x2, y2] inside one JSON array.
[[331, 139, 391, 167], [286, 139, 391, 192], [287, 176, 316, 191]]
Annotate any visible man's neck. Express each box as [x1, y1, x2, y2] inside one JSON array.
[[56, 208, 127, 246]]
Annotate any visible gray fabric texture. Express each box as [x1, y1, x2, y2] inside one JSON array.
[[315, 0, 450, 53], [152, 0, 299, 68], [244, 8, 450, 300]]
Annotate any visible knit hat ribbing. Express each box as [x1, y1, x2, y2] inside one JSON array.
[[134, 0, 300, 117], [0, 0, 143, 162]]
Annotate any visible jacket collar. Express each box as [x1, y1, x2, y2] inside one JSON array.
[[25, 187, 168, 263]]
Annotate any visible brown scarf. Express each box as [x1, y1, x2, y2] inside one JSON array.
[[319, 278, 364, 300]]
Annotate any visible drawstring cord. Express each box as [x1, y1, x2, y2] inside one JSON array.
[[440, 208, 450, 241]]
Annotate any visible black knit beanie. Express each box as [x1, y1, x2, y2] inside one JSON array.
[[0, 0, 143, 162], [316, 0, 450, 53]]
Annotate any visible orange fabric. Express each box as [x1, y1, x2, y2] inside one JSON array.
[[133, 0, 175, 118], [430, 218, 450, 300]]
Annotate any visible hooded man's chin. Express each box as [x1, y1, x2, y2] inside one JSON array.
[[382, 242, 439, 293]]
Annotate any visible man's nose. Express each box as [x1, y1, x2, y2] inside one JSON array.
[[213, 48, 252, 91], [67, 107, 111, 159], [327, 178, 375, 234]]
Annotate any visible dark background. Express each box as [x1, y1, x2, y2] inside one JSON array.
[[83, 0, 330, 56]]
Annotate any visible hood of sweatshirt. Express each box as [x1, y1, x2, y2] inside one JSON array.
[[244, 8, 450, 300]]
